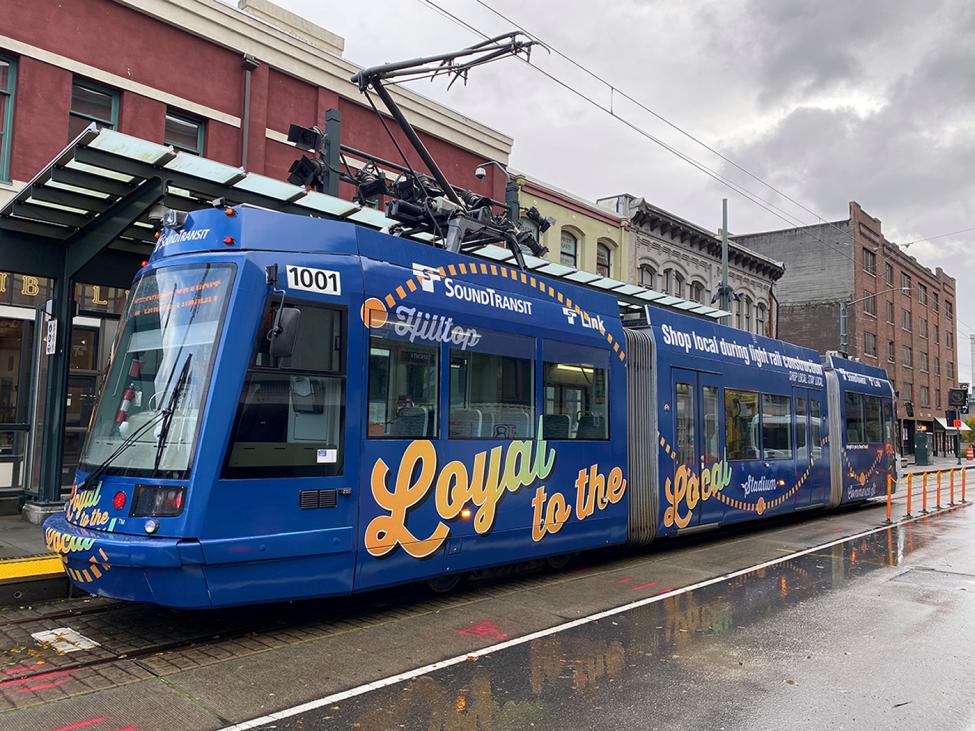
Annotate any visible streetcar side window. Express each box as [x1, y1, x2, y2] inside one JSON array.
[[449, 330, 534, 439], [864, 395, 883, 443], [809, 398, 823, 459], [223, 302, 346, 479], [761, 393, 793, 460], [702, 385, 721, 463], [845, 392, 865, 444], [674, 382, 695, 464], [542, 345, 609, 440], [725, 389, 760, 460], [796, 395, 808, 463], [365, 306, 439, 439]]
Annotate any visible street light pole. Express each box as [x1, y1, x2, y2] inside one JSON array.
[[720, 199, 730, 324], [839, 300, 848, 356]]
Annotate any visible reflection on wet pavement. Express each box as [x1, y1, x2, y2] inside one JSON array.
[[273, 508, 975, 731]]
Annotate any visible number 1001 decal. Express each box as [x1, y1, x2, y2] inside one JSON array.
[[286, 266, 341, 295]]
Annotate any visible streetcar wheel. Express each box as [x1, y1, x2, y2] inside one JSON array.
[[427, 573, 463, 593], [545, 553, 573, 570]]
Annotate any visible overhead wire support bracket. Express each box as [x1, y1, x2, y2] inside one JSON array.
[[349, 32, 542, 268]]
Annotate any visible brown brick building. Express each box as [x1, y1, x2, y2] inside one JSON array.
[[734, 202, 960, 455]]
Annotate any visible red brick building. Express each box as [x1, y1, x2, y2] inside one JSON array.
[[735, 202, 960, 456], [0, 0, 512, 505]]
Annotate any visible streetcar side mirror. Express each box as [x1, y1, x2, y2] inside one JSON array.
[[269, 306, 301, 359]]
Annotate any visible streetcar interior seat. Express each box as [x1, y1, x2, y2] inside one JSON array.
[[449, 408, 482, 438], [542, 414, 571, 439], [493, 407, 530, 438], [391, 406, 429, 437], [576, 414, 605, 439], [478, 409, 495, 437]]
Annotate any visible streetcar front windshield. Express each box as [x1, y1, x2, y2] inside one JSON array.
[[80, 263, 234, 477]]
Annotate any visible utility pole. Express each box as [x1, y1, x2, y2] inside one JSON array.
[[720, 198, 729, 325], [840, 300, 848, 356], [970, 334, 975, 390]]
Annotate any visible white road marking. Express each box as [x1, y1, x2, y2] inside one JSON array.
[[30, 627, 100, 653], [220, 505, 968, 731]]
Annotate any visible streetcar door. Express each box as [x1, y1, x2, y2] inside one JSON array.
[[671, 369, 723, 528], [794, 388, 829, 506], [794, 388, 811, 506], [213, 291, 360, 605]]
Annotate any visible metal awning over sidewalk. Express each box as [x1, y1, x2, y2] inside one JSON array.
[[934, 417, 971, 434], [0, 126, 398, 512]]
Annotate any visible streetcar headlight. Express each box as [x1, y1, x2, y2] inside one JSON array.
[[131, 485, 186, 517]]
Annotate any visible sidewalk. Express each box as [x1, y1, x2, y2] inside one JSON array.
[[902, 453, 975, 476], [0, 513, 66, 604]]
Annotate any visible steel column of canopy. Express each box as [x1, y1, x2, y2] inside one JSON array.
[[34, 176, 167, 512]]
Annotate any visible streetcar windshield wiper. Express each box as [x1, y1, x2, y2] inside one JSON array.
[[76, 408, 168, 492], [152, 354, 193, 474]]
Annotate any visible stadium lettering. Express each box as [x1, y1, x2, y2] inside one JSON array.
[[663, 460, 732, 529]]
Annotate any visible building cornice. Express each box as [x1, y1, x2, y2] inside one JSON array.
[[630, 199, 785, 281], [112, 0, 513, 162], [520, 177, 622, 228]]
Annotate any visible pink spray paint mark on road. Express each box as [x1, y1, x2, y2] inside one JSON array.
[[631, 581, 659, 591], [615, 577, 633, 584], [0, 668, 76, 689], [456, 620, 508, 641], [47, 717, 108, 731]]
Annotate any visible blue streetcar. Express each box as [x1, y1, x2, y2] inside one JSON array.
[[41, 205, 898, 608]]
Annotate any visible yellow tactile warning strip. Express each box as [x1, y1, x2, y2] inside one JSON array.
[[0, 554, 64, 582], [381, 264, 627, 361], [656, 430, 831, 516]]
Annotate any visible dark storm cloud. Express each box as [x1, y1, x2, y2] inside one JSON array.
[[722, 0, 975, 227], [710, 0, 949, 106]]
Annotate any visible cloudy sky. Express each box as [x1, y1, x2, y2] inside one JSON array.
[[254, 0, 975, 380]]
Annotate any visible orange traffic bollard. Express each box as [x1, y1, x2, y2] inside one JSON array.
[[950, 469, 955, 506], [905, 473, 913, 517], [936, 470, 943, 509], [885, 474, 893, 523], [922, 472, 929, 513]]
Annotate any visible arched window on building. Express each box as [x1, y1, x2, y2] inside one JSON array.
[[560, 229, 578, 268], [735, 296, 743, 329], [596, 242, 611, 278], [744, 295, 753, 332], [689, 281, 705, 304], [663, 269, 673, 295], [756, 302, 767, 336], [673, 272, 684, 299], [639, 264, 656, 289]]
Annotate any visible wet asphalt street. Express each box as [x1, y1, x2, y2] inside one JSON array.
[[2, 494, 972, 731], [270, 508, 975, 731]]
